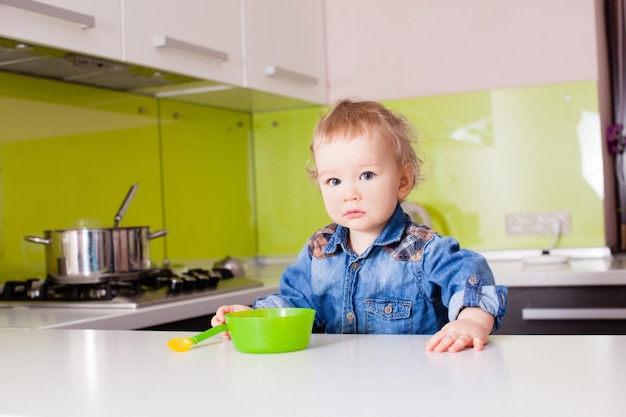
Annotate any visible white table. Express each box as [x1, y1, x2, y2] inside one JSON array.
[[0, 330, 623, 417]]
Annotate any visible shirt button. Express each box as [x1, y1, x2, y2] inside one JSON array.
[[351, 262, 359, 270], [468, 277, 478, 285], [346, 312, 354, 321], [384, 304, 393, 314]]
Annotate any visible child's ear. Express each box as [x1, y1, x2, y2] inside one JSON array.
[[397, 163, 414, 200]]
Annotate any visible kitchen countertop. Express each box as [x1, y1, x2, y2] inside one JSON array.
[[485, 255, 626, 286], [0, 329, 623, 417], [2, 254, 626, 330], [0, 264, 286, 330], [0, 278, 278, 330]]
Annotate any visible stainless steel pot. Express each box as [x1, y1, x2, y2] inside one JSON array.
[[23, 183, 167, 284], [24, 227, 167, 284]]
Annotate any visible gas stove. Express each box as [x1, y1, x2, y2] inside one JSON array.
[[0, 267, 263, 309]]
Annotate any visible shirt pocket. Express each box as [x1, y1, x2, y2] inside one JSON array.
[[364, 298, 412, 334]]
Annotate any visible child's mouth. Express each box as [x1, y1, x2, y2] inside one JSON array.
[[344, 210, 365, 219]]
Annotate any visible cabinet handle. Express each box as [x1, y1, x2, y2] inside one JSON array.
[[522, 308, 626, 320], [264, 65, 318, 85], [154, 35, 228, 62], [0, 0, 94, 28]]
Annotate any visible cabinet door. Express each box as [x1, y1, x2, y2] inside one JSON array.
[[499, 286, 626, 335], [243, 0, 327, 104], [123, 0, 243, 86], [0, 0, 122, 60], [324, 0, 599, 101]]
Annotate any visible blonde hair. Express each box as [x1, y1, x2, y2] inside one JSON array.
[[308, 99, 422, 189]]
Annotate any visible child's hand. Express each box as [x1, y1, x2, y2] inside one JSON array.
[[210, 304, 252, 339], [424, 307, 494, 353]]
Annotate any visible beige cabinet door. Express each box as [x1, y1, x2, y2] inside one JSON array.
[[0, 0, 122, 60], [324, 0, 601, 102], [243, 0, 327, 104], [122, 0, 244, 86]]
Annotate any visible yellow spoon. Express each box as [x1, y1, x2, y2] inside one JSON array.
[[167, 324, 228, 352]]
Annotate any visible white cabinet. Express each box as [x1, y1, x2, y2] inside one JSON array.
[[122, 0, 244, 86], [324, 0, 602, 102], [242, 0, 327, 104], [0, 0, 122, 60], [0, 0, 328, 104]]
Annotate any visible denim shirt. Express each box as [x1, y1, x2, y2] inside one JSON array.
[[254, 204, 508, 334]]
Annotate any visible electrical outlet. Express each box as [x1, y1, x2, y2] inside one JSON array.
[[505, 211, 571, 236]]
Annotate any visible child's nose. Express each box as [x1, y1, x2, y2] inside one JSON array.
[[343, 184, 361, 201]]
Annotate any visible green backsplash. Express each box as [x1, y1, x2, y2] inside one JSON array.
[[253, 81, 606, 254], [252, 108, 329, 255], [158, 100, 255, 264], [0, 72, 254, 280], [0, 72, 608, 279], [391, 81, 604, 250]]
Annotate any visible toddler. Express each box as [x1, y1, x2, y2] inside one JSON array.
[[212, 99, 507, 353]]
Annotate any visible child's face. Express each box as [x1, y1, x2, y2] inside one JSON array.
[[314, 133, 413, 241]]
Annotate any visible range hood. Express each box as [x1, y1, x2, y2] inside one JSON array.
[[0, 37, 202, 91], [0, 37, 319, 112]]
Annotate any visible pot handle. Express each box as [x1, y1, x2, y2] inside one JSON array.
[[148, 229, 168, 240], [24, 236, 51, 245], [114, 183, 139, 228]]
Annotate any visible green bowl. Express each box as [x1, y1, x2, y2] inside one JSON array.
[[225, 308, 316, 353]]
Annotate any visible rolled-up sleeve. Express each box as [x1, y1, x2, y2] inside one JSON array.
[[421, 235, 508, 332], [448, 281, 508, 331]]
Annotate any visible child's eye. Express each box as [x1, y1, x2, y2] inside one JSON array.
[[359, 171, 375, 181], [328, 178, 341, 186]]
